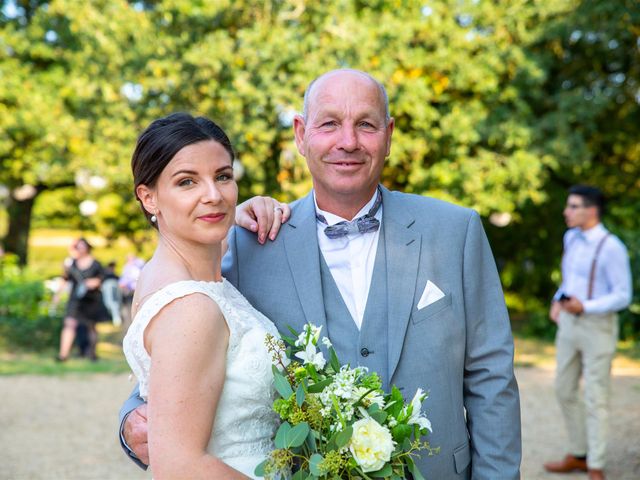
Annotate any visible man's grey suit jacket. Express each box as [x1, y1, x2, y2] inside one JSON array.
[[223, 186, 521, 479]]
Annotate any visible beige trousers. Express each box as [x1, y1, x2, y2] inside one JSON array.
[[554, 310, 618, 469]]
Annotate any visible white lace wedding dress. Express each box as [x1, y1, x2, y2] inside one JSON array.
[[123, 279, 280, 478]]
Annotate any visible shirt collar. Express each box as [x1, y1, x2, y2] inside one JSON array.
[[313, 189, 382, 227], [578, 223, 607, 243]]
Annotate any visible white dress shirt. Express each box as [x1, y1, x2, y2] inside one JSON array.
[[555, 223, 632, 314], [315, 191, 382, 329]]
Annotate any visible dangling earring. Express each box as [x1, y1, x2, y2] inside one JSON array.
[[150, 213, 157, 223]]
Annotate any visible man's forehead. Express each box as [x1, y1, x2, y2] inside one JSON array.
[[307, 79, 385, 118], [567, 194, 584, 204]]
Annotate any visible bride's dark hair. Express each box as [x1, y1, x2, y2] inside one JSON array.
[[131, 112, 235, 227]]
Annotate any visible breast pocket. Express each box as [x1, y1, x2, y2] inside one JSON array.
[[411, 292, 453, 325]]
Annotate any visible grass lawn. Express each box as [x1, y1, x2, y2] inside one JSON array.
[[514, 335, 640, 371], [3, 228, 637, 376], [3, 326, 639, 376], [27, 228, 155, 279], [0, 323, 131, 376]]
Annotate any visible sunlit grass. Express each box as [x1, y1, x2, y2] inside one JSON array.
[[514, 336, 640, 372], [0, 324, 131, 376], [4, 229, 637, 375], [4, 327, 638, 376], [27, 228, 154, 279], [513, 336, 556, 369]]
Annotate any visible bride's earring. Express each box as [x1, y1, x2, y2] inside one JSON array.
[[150, 213, 157, 223]]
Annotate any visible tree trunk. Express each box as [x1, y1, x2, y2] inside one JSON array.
[[4, 194, 38, 266]]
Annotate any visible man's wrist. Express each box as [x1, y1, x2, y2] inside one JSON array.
[[581, 299, 595, 315], [119, 412, 148, 470]]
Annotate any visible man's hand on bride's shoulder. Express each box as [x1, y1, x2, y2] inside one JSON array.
[[235, 196, 290, 244], [124, 404, 150, 466]]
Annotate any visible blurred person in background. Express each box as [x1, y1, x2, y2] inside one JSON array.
[[102, 261, 123, 327], [545, 185, 632, 480], [118, 253, 145, 332], [56, 237, 111, 361]]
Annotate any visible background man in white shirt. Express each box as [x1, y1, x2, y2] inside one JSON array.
[[545, 185, 632, 480]]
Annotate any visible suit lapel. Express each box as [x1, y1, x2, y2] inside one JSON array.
[[283, 192, 328, 334], [382, 187, 421, 380]]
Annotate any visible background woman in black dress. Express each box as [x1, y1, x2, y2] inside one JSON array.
[[56, 238, 110, 361]]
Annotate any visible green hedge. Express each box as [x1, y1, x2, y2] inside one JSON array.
[[0, 255, 63, 351]]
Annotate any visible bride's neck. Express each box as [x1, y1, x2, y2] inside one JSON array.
[[156, 236, 222, 282]]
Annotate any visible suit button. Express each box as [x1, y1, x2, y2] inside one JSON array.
[[360, 347, 370, 357]]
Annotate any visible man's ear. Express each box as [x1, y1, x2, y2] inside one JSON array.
[[385, 117, 395, 157], [586, 205, 600, 221], [136, 184, 156, 216], [293, 114, 306, 156]]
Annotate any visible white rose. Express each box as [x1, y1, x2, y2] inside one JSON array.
[[349, 417, 395, 472]]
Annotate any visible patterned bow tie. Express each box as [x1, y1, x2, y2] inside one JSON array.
[[316, 189, 382, 239]]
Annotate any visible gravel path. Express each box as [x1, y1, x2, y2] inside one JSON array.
[[1, 366, 638, 479]]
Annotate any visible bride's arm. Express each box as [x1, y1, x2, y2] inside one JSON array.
[[145, 294, 249, 480]]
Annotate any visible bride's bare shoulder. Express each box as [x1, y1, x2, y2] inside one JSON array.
[[131, 260, 192, 316]]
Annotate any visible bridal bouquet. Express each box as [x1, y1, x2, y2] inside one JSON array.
[[256, 324, 437, 480]]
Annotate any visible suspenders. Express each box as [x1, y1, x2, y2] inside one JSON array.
[[562, 230, 610, 300], [587, 233, 610, 300]]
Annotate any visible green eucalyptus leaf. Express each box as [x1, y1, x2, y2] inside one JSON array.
[[291, 470, 309, 480], [254, 459, 267, 477], [274, 422, 291, 449], [286, 422, 310, 448], [370, 409, 388, 425], [296, 383, 306, 407], [273, 371, 294, 399], [307, 377, 333, 393], [370, 463, 393, 478], [305, 428, 318, 452], [334, 425, 353, 448], [309, 453, 324, 476]]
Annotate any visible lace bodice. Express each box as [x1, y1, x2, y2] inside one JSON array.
[[123, 279, 280, 476]]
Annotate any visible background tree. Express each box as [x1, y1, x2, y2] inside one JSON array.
[[0, 0, 151, 262], [1, 0, 637, 337]]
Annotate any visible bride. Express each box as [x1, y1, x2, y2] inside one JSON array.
[[123, 113, 286, 478]]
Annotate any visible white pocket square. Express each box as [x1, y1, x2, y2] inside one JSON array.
[[417, 280, 445, 310]]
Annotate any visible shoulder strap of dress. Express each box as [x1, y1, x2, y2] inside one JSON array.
[[133, 281, 214, 330], [67, 260, 85, 283]]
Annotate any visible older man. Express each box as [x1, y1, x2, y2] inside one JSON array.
[[121, 69, 521, 478]]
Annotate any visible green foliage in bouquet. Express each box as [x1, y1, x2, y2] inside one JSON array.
[[256, 324, 438, 480]]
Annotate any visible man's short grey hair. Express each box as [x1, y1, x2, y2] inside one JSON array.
[[301, 69, 391, 122]]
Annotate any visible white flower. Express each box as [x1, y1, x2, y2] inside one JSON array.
[[349, 417, 395, 472], [352, 387, 385, 408], [406, 388, 432, 432], [294, 342, 326, 370], [333, 368, 357, 398], [321, 336, 333, 349], [295, 323, 323, 347]]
